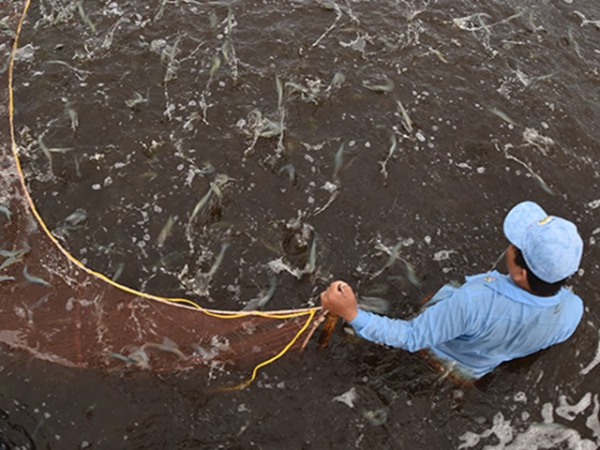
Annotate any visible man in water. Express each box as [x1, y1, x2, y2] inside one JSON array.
[[320, 201, 584, 380]]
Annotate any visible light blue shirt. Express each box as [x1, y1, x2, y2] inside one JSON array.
[[349, 271, 583, 378]]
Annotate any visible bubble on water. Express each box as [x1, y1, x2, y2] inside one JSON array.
[[434, 250, 456, 261], [514, 392, 527, 403]]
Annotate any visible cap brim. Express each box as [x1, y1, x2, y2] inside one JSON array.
[[503, 201, 547, 248]]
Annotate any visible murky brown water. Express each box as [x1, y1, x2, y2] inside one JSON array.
[[3, 0, 600, 448]]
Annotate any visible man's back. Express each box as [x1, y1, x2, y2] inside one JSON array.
[[429, 271, 583, 378]]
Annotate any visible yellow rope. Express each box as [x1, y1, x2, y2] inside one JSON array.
[[223, 308, 317, 391], [7, 0, 322, 385]]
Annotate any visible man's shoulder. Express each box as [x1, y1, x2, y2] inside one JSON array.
[[557, 287, 584, 315], [462, 271, 507, 292]]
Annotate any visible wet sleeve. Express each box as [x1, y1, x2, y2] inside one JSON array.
[[349, 294, 474, 352]]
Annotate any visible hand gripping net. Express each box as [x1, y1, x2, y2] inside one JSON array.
[[0, 0, 326, 389]]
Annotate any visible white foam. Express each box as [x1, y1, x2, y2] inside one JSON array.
[[556, 393, 592, 421], [332, 387, 358, 409], [585, 395, 600, 440], [579, 331, 600, 375]]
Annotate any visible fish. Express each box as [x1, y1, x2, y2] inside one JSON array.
[[157, 216, 175, 246], [362, 408, 388, 426], [0, 246, 28, 270], [0, 275, 15, 283], [192, 344, 218, 360], [305, 237, 318, 274], [404, 260, 421, 286], [208, 242, 230, 278], [125, 91, 148, 108], [364, 77, 394, 92], [45, 59, 92, 81], [315, 0, 337, 10], [74, 156, 82, 178], [48, 147, 74, 154], [209, 181, 223, 198], [64, 209, 87, 226], [328, 72, 346, 89], [333, 142, 345, 178], [209, 54, 221, 80], [38, 136, 52, 165], [379, 133, 398, 180], [77, 0, 96, 33], [0, 204, 10, 221], [429, 47, 448, 63], [66, 106, 79, 131], [155, 251, 184, 268], [155, 0, 168, 21], [371, 240, 404, 278], [276, 75, 283, 107], [532, 172, 554, 195], [198, 162, 216, 175], [127, 347, 150, 368], [476, 13, 491, 35], [258, 120, 283, 138], [489, 108, 516, 126], [189, 187, 213, 222], [243, 276, 278, 311], [22, 266, 51, 287], [145, 337, 186, 359], [278, 164, 297, 184], [139, 171, 158, 182], [357, 296, 390, 314], [525, 73, 556, 89], [378, 37, 399, 51], [108, 352, 139, 365], [111, 263, 125, 282], [30, 293, 51, 310], [209, 11, 218, 30], [396, 101, 413, 133]]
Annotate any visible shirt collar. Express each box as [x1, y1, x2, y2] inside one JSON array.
[[482, 271, 562, 307]]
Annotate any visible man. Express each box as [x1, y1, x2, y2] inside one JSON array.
[[320, 201, 584, 379]]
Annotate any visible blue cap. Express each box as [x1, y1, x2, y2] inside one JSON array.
[[503, 201, 583, 283]]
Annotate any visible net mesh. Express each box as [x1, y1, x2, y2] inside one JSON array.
[[0, 0, 325, 387]]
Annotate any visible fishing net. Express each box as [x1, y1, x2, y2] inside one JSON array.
[[0, 0, 326, 388]]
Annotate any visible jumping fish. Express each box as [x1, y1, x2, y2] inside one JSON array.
[[304, 237, 318, 274], [364, 77, 394, 93], [278, 164, 297, 185], [0, 204, 10, 221], [489, 108, 516, 126], [333, 142, 345, 178], [125, 91, 148, 108], [189, 187, 213, 222], [379, 133, 398, 181], [396, 100, 413, 133], [157, 216, 175, 246], [145, 337, 186, 359], [371, 240, 403, 279], [242, 276, 278, 311], [276, 75, 283, 107], [330, 72, 346, 87], [77, 0, 96, 33], [108, 352, 139, 365], [404, 260, 421, 287], [207, 242, 230, 278], [22, 266, 51, 287], [210, 55, 221, 80]]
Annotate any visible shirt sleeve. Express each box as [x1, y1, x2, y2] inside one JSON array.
[[349, 293, 475, 352]]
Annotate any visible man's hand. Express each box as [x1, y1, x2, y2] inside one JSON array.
[[320, 281, 358, 322]]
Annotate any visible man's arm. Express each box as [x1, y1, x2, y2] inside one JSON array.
[[321, 281, 474, 352]]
